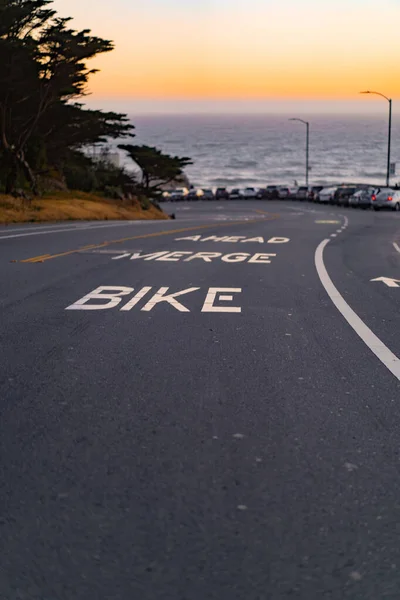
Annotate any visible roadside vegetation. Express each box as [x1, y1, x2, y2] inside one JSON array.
[[0, 0, 191, 222], [0, 191, 169, 223]]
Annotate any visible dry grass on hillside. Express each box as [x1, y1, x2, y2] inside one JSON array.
[[0, 191, 169, 223]]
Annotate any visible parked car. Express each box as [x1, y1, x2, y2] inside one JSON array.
[[277, 186, 292, 199], [187, 188, 204, 200], [243, 187, 257, 198], [335, 186, 358, 207], [318, 187, 338, 203], [202, 189, 215, 200], [169, 187, 189, 201], [215, 187, 230, 200], [348, 190, 363, 208], [280, 186, 298, 199], [349, 188, 376, 209], [308, 185, 324, 202], [230, 188, 243, 199], [358, 188, 378, 209], [265, 185, 279, 199], [256, 187, 268, 199], [296, 186, 309, 200], [372, 189, 400, 211]]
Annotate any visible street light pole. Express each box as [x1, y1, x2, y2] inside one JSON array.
[[289, 118, 310, 186], [360, 91, 392, 187], [387, 98, 392, 187], [305, 121, 309, 186]]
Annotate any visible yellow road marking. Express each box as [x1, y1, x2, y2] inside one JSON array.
[[22, 254, 51, 263], [254, 209, 280, 216], [21, 215, 279, 263]]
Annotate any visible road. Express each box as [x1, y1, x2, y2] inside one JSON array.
[[1, 199, 400, 599]]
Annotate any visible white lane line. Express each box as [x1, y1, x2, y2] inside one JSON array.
[[0, 224, 72, 234], [0, 227, 94, 240], [315, 239, 400, 382], [0, 220, 147, 235], [393, 242, 400, 254], [330, 234, 337, 237], [0, 220, 175, 240]]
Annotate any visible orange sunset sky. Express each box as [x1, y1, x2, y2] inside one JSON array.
[[53, 0, 400, 112]]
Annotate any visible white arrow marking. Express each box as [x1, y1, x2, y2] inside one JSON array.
[[316, 241, 400, 382], [371, 277, 400, 288]]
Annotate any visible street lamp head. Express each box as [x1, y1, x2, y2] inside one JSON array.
[[359, 90, 391, 102], [289, 118, 309, 125]]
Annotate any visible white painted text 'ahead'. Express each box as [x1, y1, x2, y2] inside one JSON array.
[[175, 235, 290, 244]]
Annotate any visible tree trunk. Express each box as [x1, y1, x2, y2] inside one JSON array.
[[5, 163, 18, 194], [16, 150, 38, 198], [142, 171, 149, 194]]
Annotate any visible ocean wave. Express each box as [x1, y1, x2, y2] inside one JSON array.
[[119, 115, 400, 186], [227, 159, 259, 169], [209, 177, 265, 185], [357, 170, 385, 178]]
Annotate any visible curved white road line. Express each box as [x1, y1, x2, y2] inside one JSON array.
[[393, 242, 400, 254], [315, 238, 400, 382]]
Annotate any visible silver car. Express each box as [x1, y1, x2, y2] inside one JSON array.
[[318, 186, 338, 203], [372, 189, 400, 211], [278, 186, 296, 199], [349, 187, 377, 209], [296, 186, 310, 200]]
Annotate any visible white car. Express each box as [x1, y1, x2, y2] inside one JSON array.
[[243, 187, 257, 198], [318, 187, 338, 203], [169, 187, 189, 201]]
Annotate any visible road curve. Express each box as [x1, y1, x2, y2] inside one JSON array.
[[1, 200, 400, 599]]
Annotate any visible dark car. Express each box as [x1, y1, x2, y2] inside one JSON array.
[[256, 187, 268, 199], [308, 185, 323, 202], [215, 187, 230, 200], [230, 188, 243, 199], [202, 189, 215, 200], [265, 185, 279, 199], [335, 186, 358, 207], [186, 189, 203, 201]]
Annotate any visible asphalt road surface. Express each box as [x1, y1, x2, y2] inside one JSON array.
[[1, 200, 400, 599]]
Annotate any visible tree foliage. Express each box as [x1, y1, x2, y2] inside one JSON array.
[[118, 144, 192, 196], [0, 0, 134, 195], [62, 150, 136, 196]]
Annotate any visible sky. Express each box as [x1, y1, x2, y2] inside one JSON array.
[[53, 0, 400, 113]]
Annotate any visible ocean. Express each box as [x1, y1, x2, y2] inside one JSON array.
[[116, 114, 400, 189]]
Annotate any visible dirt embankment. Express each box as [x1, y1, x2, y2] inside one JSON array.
[[0, 191, 169, 223]]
